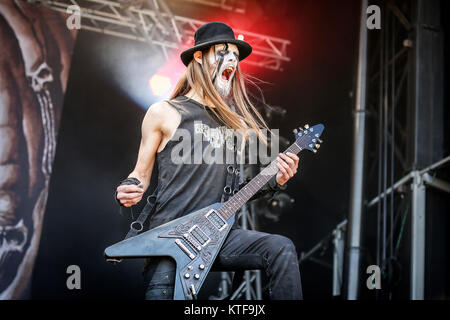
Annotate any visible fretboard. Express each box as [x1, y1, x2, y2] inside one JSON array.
[[217, 141, 302, 220]]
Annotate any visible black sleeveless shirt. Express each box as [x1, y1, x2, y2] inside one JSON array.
[[148, 96, 237, 229]]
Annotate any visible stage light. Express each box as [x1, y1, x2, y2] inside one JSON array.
[[237, 34, 244, 40], [149, 74, 172, 96]]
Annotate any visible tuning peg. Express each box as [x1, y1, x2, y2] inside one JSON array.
[[304, 124, 309, 129], [315, 144, 321, 149], [318, 139, 323, 143], [312, 149, 317, 154], [298, 127, 304, 131], [293, 128, 298, 134]]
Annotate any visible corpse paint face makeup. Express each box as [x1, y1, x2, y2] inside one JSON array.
[[207, 43, 239, 98]]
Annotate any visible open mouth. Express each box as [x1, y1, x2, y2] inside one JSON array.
[[0, 219, 28, 262], [221, 66, 234, 81]]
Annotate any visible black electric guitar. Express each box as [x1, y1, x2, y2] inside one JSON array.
[[104, 124, 324, 299]]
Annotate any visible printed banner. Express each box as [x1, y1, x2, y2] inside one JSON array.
[[0, 1, 77, 299]]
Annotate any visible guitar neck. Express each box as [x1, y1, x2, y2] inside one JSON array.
[[217, 141, 302, 220]]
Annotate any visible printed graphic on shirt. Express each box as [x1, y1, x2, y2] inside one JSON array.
[[169, 121, 280, 165], [194, 122, 235, 151]]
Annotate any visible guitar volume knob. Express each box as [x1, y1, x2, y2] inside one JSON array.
[[199, 264, 205, 270], [184, 273, 190, 279]]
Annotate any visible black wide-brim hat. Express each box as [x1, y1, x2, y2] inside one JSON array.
[[180, 22, 252, 66]]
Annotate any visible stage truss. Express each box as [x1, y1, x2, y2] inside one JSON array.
[[30, 0, 291, 71], [359, 0, 446, 300]]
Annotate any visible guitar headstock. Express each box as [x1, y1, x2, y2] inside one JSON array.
[[293, 124, 325, 153]]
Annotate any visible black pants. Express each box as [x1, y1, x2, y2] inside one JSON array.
[[143, 228, 303, 300]]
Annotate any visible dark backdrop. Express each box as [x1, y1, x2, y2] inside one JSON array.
[[30, 0, 363, 299]]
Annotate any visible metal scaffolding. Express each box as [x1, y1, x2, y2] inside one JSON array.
[[181, 0, 246, 13], [30, 0, 290, 70], [299, 220, 347, 297], [348, 0, 445, 300], [345, 0, 368, 300]]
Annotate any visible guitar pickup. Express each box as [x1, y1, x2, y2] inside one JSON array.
[[188, 225, 210, 247], [205, 209, 227, 231]]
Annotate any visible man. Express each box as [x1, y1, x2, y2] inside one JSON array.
[[116, 22, 302, 300]]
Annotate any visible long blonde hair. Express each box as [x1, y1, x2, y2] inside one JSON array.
[[170, 47, 270, 143]]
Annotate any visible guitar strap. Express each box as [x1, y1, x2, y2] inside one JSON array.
[[221, 164, 240, 202], [124, 188, 158, 240]]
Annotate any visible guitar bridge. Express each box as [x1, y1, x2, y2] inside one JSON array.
[[182, 225, 210, 252], [175, 239, 196, 259]]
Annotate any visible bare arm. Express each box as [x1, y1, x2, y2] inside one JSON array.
[[116, 102, 167, 207]]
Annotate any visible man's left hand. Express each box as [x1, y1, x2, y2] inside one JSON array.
[[276, 152, 299, 186]]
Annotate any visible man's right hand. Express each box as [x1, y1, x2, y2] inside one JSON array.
[[116, 183, 144, 207], [115, 101, 177, 208]]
